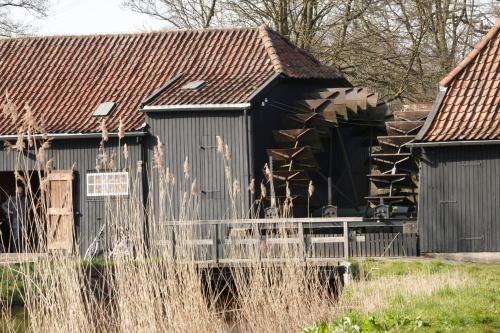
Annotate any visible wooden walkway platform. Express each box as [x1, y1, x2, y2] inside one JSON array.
[[0, 253, 47, 265], [158, 217, 418, 265]]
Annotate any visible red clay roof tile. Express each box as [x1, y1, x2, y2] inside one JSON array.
[[421, 20, 500, 142], [0, 26, 342, 135]]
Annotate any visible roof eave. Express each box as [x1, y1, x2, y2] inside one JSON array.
[[407, 139, 500, 148], [0, 131, 147, 140], [414, 86, 449, 142], [141, 103, 252, 112]]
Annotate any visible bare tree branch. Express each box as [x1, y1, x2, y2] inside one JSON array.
[[123, 0, 221, 28], [0, 0, 49, 37], [122, 0, 498, 103]]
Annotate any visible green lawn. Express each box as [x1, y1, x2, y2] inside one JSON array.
[[304, 259, 500, 332], [0, 264, 26, 306]]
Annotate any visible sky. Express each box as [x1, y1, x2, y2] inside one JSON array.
[[31, 0, 167, 36]]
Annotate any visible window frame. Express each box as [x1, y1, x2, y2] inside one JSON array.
[[86, 171, 129, 198]]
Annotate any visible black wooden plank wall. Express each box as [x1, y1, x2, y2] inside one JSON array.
[[146, 110, 252, 221], [249, 79, 370, 211], [419, 145, 500, 253], [0, 137, 144, 255]]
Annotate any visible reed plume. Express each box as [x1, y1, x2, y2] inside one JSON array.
[[100, 118, 109, 142]]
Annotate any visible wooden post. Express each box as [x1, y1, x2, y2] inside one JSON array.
[[269, 156, 276, 208], [171, 225, 176, 259], [252, 222, 261, 261], [343, 220, 349, 260], [298, 221, 305, 260], [336, 127, 358, 205], [213, 223, 218, 263], [327, 177, 332, 206]]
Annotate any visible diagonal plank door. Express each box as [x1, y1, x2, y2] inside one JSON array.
[[46, 170, 74, 252]]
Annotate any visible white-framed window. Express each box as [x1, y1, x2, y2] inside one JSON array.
[[86, 172, 129, 197]]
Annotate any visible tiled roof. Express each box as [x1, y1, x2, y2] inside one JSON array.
[[421, 20, 500, 142], [0, 26, 342, 135]]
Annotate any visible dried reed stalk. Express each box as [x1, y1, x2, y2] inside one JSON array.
[[0, 101, 470, 333]]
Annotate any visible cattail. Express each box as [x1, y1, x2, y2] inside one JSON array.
[[37, 148, 46, 163], [95, 158, 101, 172], [14, 171, 27, 186], [15, 128, 25, 152], [260, 182, 267, 199], [156, 136, 164, 158], [101, 150, 109, 166], [2, 93, 19, 124], [263, 163, 272, 181], [118, 117, 125, 139], [100, 118, 109, 142], [183, 156, 190, 179], [225, 144, 232, 161], [286, 181, 291, 199], [45, 159, 53, 171], [123, 143, 129, 161], [165, 167, 171, 185], [308, 180, 315, 198], [40, 177, 48, 192], [283, 198, 289, 212], [37, 139, 51, 163], [232, 180, 240, 196], [153, 137, 165, 170], [271, 197, 276, 208], [23, 104, 37, 129], [109, 150, 117, 171], [216, 136, 224, 154], [153, 150, 165, 170], [23, 105, 32, 126], [248, 178, 255, 194], [191, 178, 198, 196], [182, 191, 189, 208], [3, 141, 13, 153]]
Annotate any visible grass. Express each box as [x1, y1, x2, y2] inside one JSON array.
[[0, 264, 27, 306], [304, 259, 500, 332]]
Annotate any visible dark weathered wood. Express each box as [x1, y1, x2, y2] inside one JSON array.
[[163, 219, 418, 263], [419, 145, 500, 253], [0, 137, 144, 256]]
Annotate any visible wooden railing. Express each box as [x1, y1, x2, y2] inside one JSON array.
[[157, 218, 418, 264]]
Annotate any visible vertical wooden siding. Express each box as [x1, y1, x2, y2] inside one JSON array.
[[146, 111, 251, 220], [419, 145, 500, 252], [0, 137, 144, 255]]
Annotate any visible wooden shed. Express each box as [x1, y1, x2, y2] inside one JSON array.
[[0, 26, 385, 256], [411, 20, 500, 253]]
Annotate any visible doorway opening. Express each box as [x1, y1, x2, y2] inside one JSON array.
[[0, 171, 43, 253]]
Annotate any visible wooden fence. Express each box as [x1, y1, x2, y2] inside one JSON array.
[[158, 218, 418, 264]]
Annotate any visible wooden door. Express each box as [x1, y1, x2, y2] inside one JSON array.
[[46, 170, 74, 252], [456, 162, 485, 252]]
